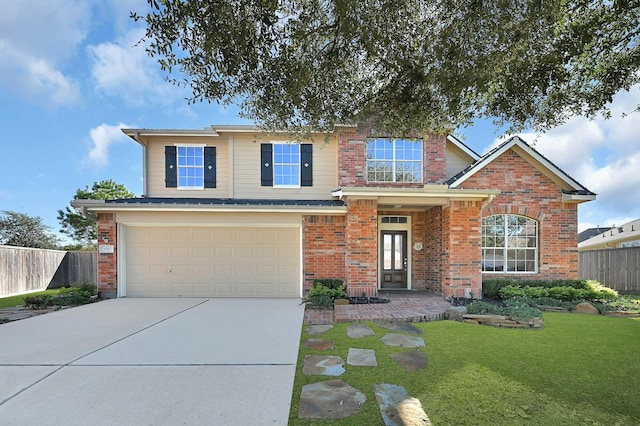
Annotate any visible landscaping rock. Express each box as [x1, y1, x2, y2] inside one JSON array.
[[306, 324, 334, 335], [374, 383, 431, 426], [302, 355, 345, 376], [381, 333, 425, 348], [347, 348, 377, 366], [445, 306, 467, 321], [377, 322, 424, 335], [304, 338, 335, 351], [575, 302, 600, 315], [389, 351, 427, 372], [298, 379, 366, 419], [347, 323, 375, 338]]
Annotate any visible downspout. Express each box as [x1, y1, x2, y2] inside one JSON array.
[[481, 193, 495, 211]]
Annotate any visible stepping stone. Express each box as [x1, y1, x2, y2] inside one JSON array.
[[298, 379, 366, 419], [390, 351, 427, 372], [347, 348, 377, 366], [306, 324, 334, 335], [302, 355, 345, 376], [377, 322, 424, 335], [304, 338, 335, 351], [381, 333, 425, 348], [347, 323, 375, 338], [374, 383, 431, 426]]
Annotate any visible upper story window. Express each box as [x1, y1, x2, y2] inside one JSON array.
[[273, 143, 300, 187], [177, 145, 204, 189], [164, 145, 216, 189], [482, 214, 538, 273], [261, 143, 313, 187], [366, 138, 423, 182]]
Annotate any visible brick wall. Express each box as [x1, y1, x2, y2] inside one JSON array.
[[442, 201, 483, 298], [337, 128, 447, 187], [96, 213, 118, 298], [463, 148, 579, 281], [302, 215, 347, 294], [424, 206, 443, 292], [345, 199, 378, 297]]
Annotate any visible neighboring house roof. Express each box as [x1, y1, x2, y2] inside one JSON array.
[[578, 219, 640, 250], [446, 136, 596, 203], [578, 227, 613, 243]]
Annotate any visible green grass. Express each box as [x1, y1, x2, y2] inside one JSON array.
[[289, 313, 640, 425], [0, 289, 63, 309]]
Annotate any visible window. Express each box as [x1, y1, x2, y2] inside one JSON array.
[[177, 145, 204, 188], [164, 145, 216, 189], [366, 138, 422, 182], [260, 143, 313, 187], [273, 143, 300, 187], [482, 215, 538, 273]]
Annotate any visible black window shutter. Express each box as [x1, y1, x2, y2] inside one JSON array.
[[204, 146, 216, 188], [260, 143, 273, 186], [301, 144, 313, 186], [165, 146, 177, 188]]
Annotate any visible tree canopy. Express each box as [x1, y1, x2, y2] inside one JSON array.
[[58, 180, 135, 247], [0, 211, 60, 249], [134, 0, 640, 136]]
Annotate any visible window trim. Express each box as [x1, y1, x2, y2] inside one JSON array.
[[366, 138, 423, 183], [176, 143, 205, 190], [481, 214, 538, 274], [271, 141, 301, 188]]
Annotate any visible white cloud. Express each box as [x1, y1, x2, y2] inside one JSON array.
[[0, 0, 90, 107], [88, 29, 182, 106], [485, 84, 640, 231], [86, 123, 131, 168]]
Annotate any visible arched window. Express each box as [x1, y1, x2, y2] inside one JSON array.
[[482, 215, 538, 273]]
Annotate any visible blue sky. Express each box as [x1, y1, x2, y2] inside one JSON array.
[[2, 1, 639, 243]]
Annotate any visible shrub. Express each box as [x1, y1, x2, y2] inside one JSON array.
[[24, 287, 94, 309], [484, 278, 591, 298], [312, 278, 344, 290], [498, 285, 526, 299], [466, 301, 504, 315], [505, 299, 543, 320], [71, 280, 97, 296], [305, 280, 346, 308]]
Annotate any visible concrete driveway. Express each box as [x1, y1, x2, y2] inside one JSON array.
[[0, 298, 305, 425]]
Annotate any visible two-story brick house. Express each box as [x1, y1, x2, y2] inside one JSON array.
[[72, 125, 595, 299]]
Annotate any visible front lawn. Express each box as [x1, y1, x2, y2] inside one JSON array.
[[290, 313, 640, 425]]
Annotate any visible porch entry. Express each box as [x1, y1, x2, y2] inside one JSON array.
[[380, 230, 408, 289]]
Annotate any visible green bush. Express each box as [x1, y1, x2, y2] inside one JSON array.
[[494, 279, 617, 302], [24, 287, 94, 308], [484, 278, 591, 298], [71, 280, 97, 296], [505, 299, 543, 320], [466, 301, 504, 315], [305, 281, 346, 308], [498, 285, 526, 299], [312, 278, 344, 290]]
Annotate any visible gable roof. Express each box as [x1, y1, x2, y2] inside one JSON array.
[[446, 136, 595, 202], [578, 218, 640, 250], [447, 134, 480, 161]]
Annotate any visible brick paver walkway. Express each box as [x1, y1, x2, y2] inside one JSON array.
[[304, 291, 450, 324]]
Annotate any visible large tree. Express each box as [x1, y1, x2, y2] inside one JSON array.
[[134, 0, 640, 136], [0, 211, 60, 249], [58, 180, 135, 247]]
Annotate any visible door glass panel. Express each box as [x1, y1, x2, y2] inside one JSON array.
[[383, 234, 392, 270], [394, 234, 402, 270]]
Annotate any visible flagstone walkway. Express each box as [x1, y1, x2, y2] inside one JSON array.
[[298, 323, 432, 425]]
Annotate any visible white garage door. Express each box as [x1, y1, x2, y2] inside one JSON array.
[[125, 226, 300, 297]]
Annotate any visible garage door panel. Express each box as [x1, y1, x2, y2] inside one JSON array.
[[125, 226, 300, 297]]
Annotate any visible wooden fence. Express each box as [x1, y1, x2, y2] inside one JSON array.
[[0, 245, 97, 297], [579, 247, 640, 294]]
